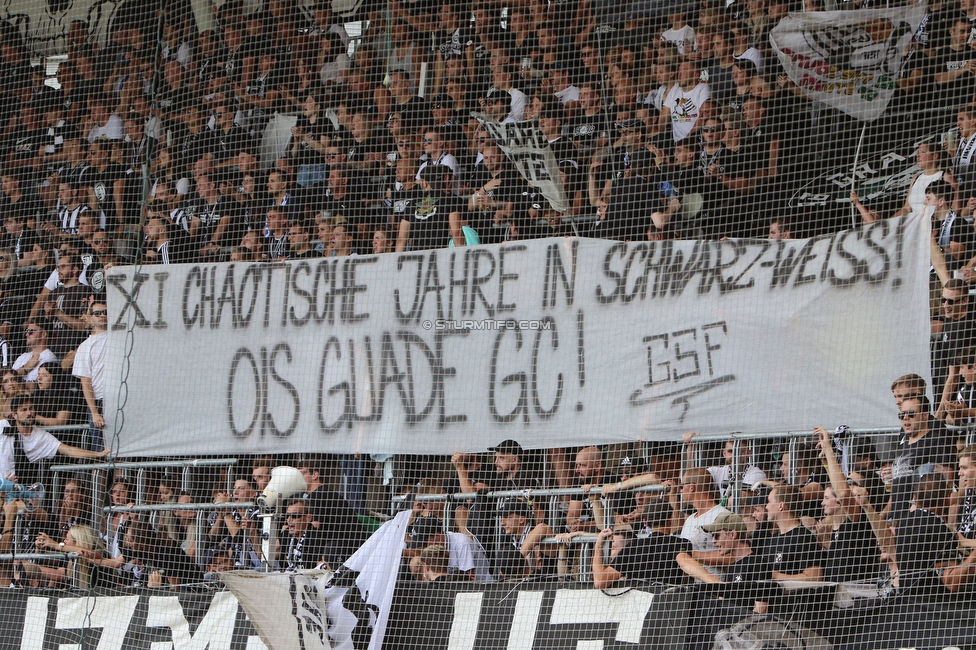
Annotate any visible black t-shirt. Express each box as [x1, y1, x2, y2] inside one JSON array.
[[386, 182, 424, 224], [6, 127, 45, 165], [703, 552, 775, 607], [175, 126, 220, 172], [132, 539, 202, 585], [185, 196, 228, 247], [304, 488, 366, 565], [397, 96, 431, 134], [346, 135, 385, 171], [896, 509, 955, 594], [570, 110, 609, 159], [933, 313, 976, 393], [722, 146, 760, 180], [598, 175, 654, 242], [286, 526, 330, 570], [706, 63, 735, 104], [0, 193, 43, 226], [48, 283, 91, 356], [292, 116, 330, 168], [933, 45, 976, 108], [892, 425, 955, 483], [405, 192, 463, 251], [763, 525, 823, 577], [825, 517, 883, 583], [610, 532, 692, 585], [214, 124, 250, 163], [33, 383, 83, 425], [77, 163, 129, 225], [891, 422, 955, 521], [0, 228, 38, 264]]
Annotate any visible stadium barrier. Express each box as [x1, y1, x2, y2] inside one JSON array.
[[2, 579, 975, 650]]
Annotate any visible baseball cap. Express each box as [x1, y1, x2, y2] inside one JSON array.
[[618, 456, 647, 475], [489, 439, 524, 456], [702, 512, 748, 534], [617, 118, 644, 130], [408, 516, 444, 548]]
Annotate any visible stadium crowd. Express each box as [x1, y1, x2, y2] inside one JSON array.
[[0, 4, 969, 650]]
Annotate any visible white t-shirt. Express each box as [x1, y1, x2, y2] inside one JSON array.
[[73, 331, 108, 400], [707, 464, 767, 498], [0, 428, 14, 478], [21, 427, 62, 462], [507, 87, 527, 122], [88, 114, 125, 143], [554, 85, 581, 105], [13, 349, 58, 383], [416, 152, 459, 180], [662, 26, 698, 56], [447, 531, 493, 583], [0, 422, 62, 479], [664, 82, 710, 142], [680, 504, 730, 578]]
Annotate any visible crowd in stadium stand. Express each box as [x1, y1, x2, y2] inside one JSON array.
[[0, 0, 970, 640]]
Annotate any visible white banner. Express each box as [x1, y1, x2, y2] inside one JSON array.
[[105, 219, 930, 456], [770, 2, 925, 122]]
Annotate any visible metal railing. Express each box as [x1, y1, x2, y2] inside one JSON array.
[[50, 458, 240, 536], [388, 427, 912, 582]]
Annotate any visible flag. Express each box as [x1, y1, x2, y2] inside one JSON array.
[[473, 114, 570, 213], [341, 508, 412, 650], [221, 509, 413, 650], [221, 569, 334, 650], [769, 1, 925, 122]]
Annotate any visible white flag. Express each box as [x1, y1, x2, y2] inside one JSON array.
[[221, 509, 412, 650], [341, 509, 412, 650], [221, 569, 334, 650], [769, 2, 925, 122]]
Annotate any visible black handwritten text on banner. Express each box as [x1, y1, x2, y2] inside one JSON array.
[[105, 219, 929, 456]]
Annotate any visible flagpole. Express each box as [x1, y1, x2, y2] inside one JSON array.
[[851, 122, 868, 229]]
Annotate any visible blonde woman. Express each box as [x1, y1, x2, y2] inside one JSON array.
[[34, 524, 106, 588]]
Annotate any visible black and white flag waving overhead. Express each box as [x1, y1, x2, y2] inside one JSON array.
[[222, 509, 413, 650]]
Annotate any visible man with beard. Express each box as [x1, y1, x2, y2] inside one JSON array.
[[0, 395, 108, 487], [453, 439, 541, 555]]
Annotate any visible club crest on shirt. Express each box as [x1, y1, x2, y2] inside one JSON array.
[[414, 196, 439, 221]]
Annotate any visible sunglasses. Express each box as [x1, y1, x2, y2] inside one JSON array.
[[285, 513, 303, 519], [942, 296, 967, 305], [897, 410, 918, 420], [90, 309, 107, 317], [701, 126, 721, 133]]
